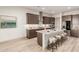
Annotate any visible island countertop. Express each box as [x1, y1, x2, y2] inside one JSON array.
[[36, 29, 63, 34]]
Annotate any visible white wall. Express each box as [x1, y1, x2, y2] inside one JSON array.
[[55, 17, 60, 30], [0, 7, 28, 42]]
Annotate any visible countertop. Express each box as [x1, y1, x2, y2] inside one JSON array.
[[26, 27, 51, 30], [36, 29, 63, 34]]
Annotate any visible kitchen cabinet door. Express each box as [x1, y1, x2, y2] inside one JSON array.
[[27, 13, 39, 24], [43, 16, 50, 24], [49, 17, 55, 24], [43, 16, 55, 24]]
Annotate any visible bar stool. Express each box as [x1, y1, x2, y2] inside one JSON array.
[[60, 33, 65, 44], [61, 33, 67, 42], [54, 35, 62, 46], [48, 37, 57, 51], [64, 32, 67, 40]]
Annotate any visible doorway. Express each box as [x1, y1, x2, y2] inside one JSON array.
[[66, 21, 71, 30]]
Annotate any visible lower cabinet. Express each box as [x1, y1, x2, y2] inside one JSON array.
[[27, 28, 44, 39], [27, 29, 36, 39], [37, 32, 42, 46]]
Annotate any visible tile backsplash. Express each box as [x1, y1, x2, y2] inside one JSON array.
[[24, 24, 51, 29]]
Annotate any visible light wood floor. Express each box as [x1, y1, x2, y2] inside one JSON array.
[[0, 36, 79, 52], [55, 37, 79, 52]]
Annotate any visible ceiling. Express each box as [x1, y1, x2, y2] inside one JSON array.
[[25, 6, 79, 14]]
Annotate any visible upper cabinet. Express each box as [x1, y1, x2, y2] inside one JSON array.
[[27, 13, 39, 24], [50, 17, 55, 24], [27, 13, 55, 24], [43, 16, 55, 24], [43, 16, 49, 24]]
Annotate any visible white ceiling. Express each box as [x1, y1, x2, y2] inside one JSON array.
[[25, 6, 79, 14]]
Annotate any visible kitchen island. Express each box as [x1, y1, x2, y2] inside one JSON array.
[[37, 29, 63, 50]]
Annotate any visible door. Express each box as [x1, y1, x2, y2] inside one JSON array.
[[66, 21, 71, 30]]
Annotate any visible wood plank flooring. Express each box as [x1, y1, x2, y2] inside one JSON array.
[[55, 37, 79, 52], [0, 36, 79, 52]]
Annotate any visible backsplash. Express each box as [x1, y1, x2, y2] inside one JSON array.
[[24, 24, 51, 29]]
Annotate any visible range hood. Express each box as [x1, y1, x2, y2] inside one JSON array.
[[39, 11, 43, 24]]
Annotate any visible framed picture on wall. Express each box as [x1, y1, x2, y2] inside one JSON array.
[[0, 15, 17, 29]]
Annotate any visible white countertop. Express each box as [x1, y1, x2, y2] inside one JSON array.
[[36, 29, 63, 34]]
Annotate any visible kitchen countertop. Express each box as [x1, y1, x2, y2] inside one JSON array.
[[36, 29, 63, 34], [26, 27, 51, 30]]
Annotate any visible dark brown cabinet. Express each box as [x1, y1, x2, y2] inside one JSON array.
[[27, 13, 39, 24], [27, 13, 55, 24], [27, 29, 37, 39], [43, 16, 50, 24], [43, 16, 55, 24], [37, 32, 42, 46], [50, 17, 55, 24], [27, 28, 44, 39]]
